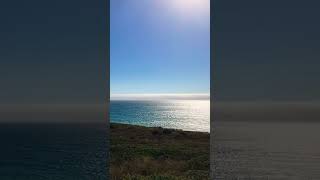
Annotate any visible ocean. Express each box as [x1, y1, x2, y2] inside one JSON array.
[[0, 123, 108, 180], [5, 101, 318, 179], [110, 100, 210, 132], [214, 121, 320, 179], [110, 100, 320, 179]]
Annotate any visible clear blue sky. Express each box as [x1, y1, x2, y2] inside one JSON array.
[[215, 0, 320, 101], [0, 0, 106, 104], [110, 0, 210, 94]]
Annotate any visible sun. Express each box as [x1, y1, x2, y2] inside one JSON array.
[[172, 0, 209, 11], [161, 0, 210, 22]]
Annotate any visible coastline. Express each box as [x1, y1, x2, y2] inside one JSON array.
[[110, 123, 209, 180]]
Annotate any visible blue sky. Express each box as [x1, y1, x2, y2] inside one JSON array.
[[0, 0, 106, 104], [110, 0, 210, 95]]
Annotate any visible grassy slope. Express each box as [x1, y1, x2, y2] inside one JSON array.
[[110, 123, 209, 180]]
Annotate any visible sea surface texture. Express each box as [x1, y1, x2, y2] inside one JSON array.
[[110, 100, 210, 132], [213, 122, 320, 180], [0, 123, 108, 180]]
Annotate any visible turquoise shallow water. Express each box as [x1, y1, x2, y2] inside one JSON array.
[[110, 100, 210, 132]]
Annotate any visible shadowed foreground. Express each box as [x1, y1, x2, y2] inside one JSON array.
[[110, 123, 209, 180]]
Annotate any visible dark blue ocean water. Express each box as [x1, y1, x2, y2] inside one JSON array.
[[110, 100, 210, 132], [214, 122, 320, 179], [0, 123, 108, 180]]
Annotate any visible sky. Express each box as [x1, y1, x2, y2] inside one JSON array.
[[213, 0, 320, 123], [0, 0, 106, 105], [0, 0, 106, 122], [110, 0, 210, 96], [214, 0, 320, 102]]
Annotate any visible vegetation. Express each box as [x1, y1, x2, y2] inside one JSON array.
[[110, 123, 209, 180]]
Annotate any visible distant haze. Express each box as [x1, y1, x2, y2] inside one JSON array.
[[214, 101, 320, 122], [110, 93, 210, 101], [0, 104, 106, 123]]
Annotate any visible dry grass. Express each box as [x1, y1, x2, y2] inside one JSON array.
[[110, 123, 209, 180]]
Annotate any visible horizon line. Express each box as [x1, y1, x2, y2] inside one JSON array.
[[110, 93, 210, 100]]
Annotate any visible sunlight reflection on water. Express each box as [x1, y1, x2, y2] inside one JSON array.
[[110, 100, 210, 132]]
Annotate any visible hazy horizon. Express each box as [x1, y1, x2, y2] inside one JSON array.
[[110, 93, 210, 100]]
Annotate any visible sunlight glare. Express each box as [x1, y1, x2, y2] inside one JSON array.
[[163, 0, 210, 21]]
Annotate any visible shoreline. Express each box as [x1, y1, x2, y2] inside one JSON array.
[[110, 123, 210, 179], [110, 122, 210, 133]]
